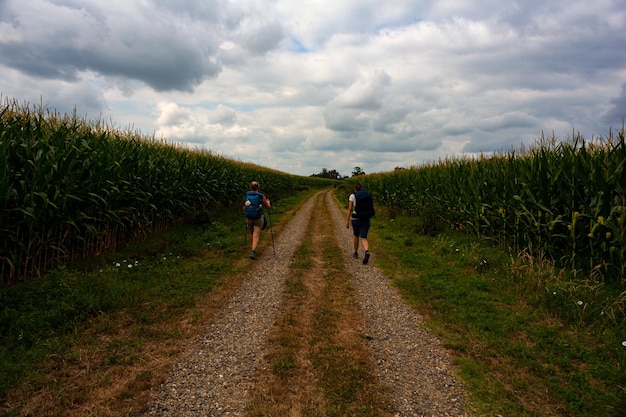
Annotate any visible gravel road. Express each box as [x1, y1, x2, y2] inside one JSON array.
[[144, 190, 473, 416]]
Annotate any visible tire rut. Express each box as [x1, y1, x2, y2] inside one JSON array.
[[144, 190, 472, 417]]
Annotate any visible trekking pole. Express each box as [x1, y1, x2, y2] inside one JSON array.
[[267, 209, 276, 256]]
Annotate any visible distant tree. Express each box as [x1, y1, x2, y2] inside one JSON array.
[[352, 166, 366, 176], [310, 168, 342, 179]]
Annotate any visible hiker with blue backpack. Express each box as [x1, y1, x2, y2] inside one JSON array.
[[345, 182, 375, 265], [243, 181, 271, 259]]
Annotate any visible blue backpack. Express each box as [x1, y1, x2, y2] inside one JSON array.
[[243, 191, 264, 219]]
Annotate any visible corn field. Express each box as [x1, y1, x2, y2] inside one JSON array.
[[363, 130, 626, 285], [0, 100, 328, 284]]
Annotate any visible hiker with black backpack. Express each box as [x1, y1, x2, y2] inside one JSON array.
[[345, 182, 375, 265], [243, 181, 271, 260]]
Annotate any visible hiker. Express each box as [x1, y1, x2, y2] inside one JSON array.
[[346, 182, 375, 264], [243, 181, 271, 259]]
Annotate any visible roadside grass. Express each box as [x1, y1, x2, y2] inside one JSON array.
[[0, 187, 318, 417], [366, 206, 626, 416], [246, 192, 393, 416], [311, 202, 392, 417]]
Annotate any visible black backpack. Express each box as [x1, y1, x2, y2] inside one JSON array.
[[354, 189, 375, 219]]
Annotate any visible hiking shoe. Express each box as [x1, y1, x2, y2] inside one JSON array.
[[353, 252, 359, 259], [363, 252, 370, 265], [250, 251, 257, 260]]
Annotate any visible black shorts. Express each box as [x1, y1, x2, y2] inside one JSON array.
[[351, 218, 370, 238]]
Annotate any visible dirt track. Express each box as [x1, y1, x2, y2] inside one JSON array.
[[144, 190, 472, 416]]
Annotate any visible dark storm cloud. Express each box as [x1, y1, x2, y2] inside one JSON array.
[[604, 83, 626, 126], [0, 0, 283, 92]]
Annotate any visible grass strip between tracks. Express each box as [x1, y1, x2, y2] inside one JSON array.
[[245, 192, 393, 416]]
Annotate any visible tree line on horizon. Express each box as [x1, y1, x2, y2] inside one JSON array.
[[310, 167, 366, 179]]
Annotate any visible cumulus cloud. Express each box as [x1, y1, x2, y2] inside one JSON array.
[[480, 112, 539, 132], [0, 0, 284, 92], [323, 70, 392, 132], [235, 15, 284, 55], [1, 0, 625, 176], [156, 103, 192, 127], [155, 102, 249, 146], [604, 83, 626, 126]]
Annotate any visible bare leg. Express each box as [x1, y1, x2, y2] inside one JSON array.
[[251, 226, 261, 251]]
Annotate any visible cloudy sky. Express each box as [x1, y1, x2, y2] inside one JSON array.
[[1, 0, 625, 177]]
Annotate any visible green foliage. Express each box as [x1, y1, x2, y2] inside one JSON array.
[[311, 167, 344, 179], [363, 130, 626, 285], [0, 222, 218, 396], [353, 129, 626, 414], [0, 99, 329, 283], [361, 130, 626, 413], [369, 210, 626, 416], [351, 166, 366, 177], [0, 186, 313, 402]]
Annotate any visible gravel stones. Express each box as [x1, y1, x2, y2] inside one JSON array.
[[326, 191, 471, 417], [144, 191, 473, 416]]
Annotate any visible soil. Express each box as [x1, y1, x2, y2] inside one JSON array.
[[7, 190, 473, 417], [144, 190, 472, 416]]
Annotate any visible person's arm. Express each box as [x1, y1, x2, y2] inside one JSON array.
[[346, 199, 354, 228], [263, 195, 271, 209]]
